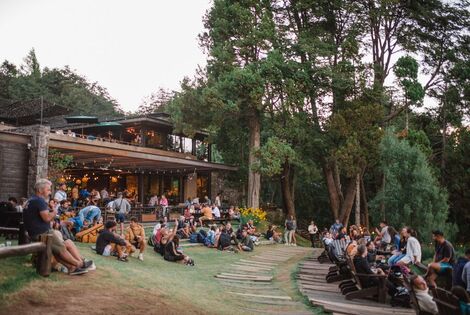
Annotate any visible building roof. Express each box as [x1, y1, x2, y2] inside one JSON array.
[[0, 99, 71, 125]]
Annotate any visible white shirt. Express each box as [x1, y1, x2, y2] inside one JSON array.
[[54, 190, 67, 202], [100, 190, 109, 199], [381, 226, 391, 243], [113, 198, 131, 214], [152, 223, 161, 236], [406, 236, 422, 263], [148, 195, 159, 207], [308, 224, 318, 234], [215, 196, 221, 207], [212, 206, 220, 218], [414, 288, 439, 315]]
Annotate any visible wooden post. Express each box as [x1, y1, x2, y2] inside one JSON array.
[[18, 222, 28, 245], [37, 233, 52, 277]]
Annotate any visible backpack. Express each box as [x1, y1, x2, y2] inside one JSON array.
[[197, 229, 207, 243], [286, 220, 294, 230], [218, 232, 231, 249], [189, 233, 199, 243]]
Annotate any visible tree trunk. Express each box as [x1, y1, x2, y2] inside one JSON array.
[[333, 161, 344, 204], [339, 176, 358, 226], [324, 164, 340, 219], [379, 173, 386, 220], [281, 160, 296, 218], [360, 176, 369, 229], [247, 114, 261, 209], [440, 98, 447, 184], [355, 173, 361, 226]]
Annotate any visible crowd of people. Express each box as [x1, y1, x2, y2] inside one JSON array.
[[320, 218, 470, 313], [14, 177, 470, 312], [15, 178, 299, 273]]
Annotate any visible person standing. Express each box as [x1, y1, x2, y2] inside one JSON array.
[[148, 193, 159, 207], [284, 215, 295, 246], [100, 187, 109, 204], [215, 193, 222, 207], [308, 221, 319, 247], [54, 183, 68, 203], [329, 219, 343, 238], [159, 195, 169, 217], [71, 185, 79, 208], [113, 192, 131, 235]]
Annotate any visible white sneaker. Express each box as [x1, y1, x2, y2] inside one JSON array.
[[138, 253, 144, 261]]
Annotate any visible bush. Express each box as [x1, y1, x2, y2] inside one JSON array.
[[239, 207, 267, 226]]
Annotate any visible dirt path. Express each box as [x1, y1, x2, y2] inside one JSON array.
[[0, 268, 201, 315], [214, 246, 315, 315]]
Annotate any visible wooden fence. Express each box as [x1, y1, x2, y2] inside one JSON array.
[[0, 223, 52, 277]]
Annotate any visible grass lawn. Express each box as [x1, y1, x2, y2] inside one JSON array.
[[0, 237, 325, 315]]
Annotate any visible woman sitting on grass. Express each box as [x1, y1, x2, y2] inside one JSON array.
[[163, 219, 194, 266], [266, 225, 281, 243]]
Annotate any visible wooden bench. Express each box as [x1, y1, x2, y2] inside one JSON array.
[[344, 256, 388, 303], [432, 287, 463, 315], [0, 232, 53, 277], [403, 275, 435, 315]]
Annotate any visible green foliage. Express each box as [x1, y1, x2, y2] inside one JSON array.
[[326, 102, 384, 176], [256, 136, 296, 177], [371, 130, 455, 240], [48, 149, 73, 182], [394, 56, 425, 105], [405, 129, 433, 158], [0, 49, 122, 117]]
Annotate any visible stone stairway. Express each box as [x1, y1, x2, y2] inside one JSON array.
[[214, 245, 315, 314]]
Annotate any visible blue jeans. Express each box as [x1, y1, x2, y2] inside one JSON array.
[[388, 253, 406, 266], [85, 208, 101, 223]]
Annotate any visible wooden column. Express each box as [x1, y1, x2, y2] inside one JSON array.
[[138, 173, 144, 204], [208, 143, 212, 162], [191, 139, 196, 156]]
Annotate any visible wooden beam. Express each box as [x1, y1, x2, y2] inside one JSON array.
[[0, 242, 45, 259], [49, 133, 237, 171], [0, 131, 30, 145]]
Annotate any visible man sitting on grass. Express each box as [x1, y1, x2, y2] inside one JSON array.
[[96, 220, 130, 262], [240, 229, 254, 252], [198, 203, 213, 226], [425, 230, 455, 288], [24, 179, 93, 275], [125, 217, 146, 261]]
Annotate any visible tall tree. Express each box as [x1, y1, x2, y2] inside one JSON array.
[[200, 0, 277, 208]]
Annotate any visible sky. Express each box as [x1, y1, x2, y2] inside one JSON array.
[[0, 0, 211, 112]]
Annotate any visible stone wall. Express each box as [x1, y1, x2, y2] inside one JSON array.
[[26, 126, 50, 196]]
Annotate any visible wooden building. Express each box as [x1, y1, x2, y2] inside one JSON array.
[[0, 109, 237, 204]]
